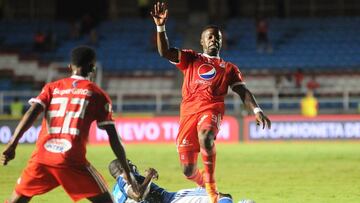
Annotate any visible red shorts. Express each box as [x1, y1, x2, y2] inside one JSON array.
[[15, 161, 109, 201], [177, 110, 222, 163]]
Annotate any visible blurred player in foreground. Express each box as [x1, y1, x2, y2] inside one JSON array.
[[151, 2, 271, 202], [109, 159, 239, 203], [1, 46, 139, 203]]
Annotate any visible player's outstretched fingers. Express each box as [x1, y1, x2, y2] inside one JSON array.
[[0, 157, 4, 165], [1, 154, 8, 165], [156, 2, 161, 13], [155, 4, 159, 15], [266, 117, 271, 129], [161, 2, 166, 12], [152, 170, 159, 180], [153, 4, 158, 16], [261, 116, 269, 129]]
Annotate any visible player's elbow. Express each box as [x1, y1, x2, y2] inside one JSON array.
[[158, 49, 168, 58], [158, 50, 165, 57]]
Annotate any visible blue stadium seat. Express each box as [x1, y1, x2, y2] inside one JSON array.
[[1, 17, 358, 72]]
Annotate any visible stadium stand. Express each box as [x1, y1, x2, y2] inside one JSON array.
[[0, 17, 359, 114], [223, 17, 360, 70], [1, 17, 359, 72]]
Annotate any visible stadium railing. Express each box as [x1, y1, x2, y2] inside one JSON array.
[[0, 88, 359, 115]]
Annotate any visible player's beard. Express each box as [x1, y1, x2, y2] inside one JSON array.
[[207, 47, 219, 56], [207, 42, 220, 56]]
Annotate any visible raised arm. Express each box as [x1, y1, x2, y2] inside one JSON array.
[[1, 103, 43, 166], [150, 2, 179, 62], [103, 124, 140, 197], [232, 85, 271, 129]]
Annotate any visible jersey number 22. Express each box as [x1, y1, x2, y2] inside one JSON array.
[[47, 97, 89, 135]]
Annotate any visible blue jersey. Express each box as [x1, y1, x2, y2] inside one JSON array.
[[171, 187, 232, 203], [112, 173, 176, 203], [112, 173, 232, 203], [113, 176, 130, 203]]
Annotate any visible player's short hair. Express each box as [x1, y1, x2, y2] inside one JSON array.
[[202, 25, 222, 35], [70, 45, 96, 74], [220, 193, 232, 199], [108, 159, 139, 178], [109, 159, 123, 178]]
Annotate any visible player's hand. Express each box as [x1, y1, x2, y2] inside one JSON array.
[[145, 168, 159, 180], [255, 112, 271, 130], [150, 2, 168, 26], [1, 143, 16, 166]]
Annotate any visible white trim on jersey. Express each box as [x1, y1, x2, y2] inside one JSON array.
[[28, 98, 46, 109], [230, 81, 246, 89], [171, 188, 233, 203], [171, 188, 210, 203], [98, 121, 115, 127], [71, 75, 88, 80], [202, 53, 220, 59]]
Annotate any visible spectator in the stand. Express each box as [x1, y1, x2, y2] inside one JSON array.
[[10, 97, 24, 118], [255, 17, 272, 53], [137, 0, 150, 18], [294, 68, 304, 89], [301, 90, 318, 117], [306, 74, 320, 92], [278, 73, 295, 96], [275, 74, 282, 89], [33, 30, 46, 52], [45, 28, 57, 51]]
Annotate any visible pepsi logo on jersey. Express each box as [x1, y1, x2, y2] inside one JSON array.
[[198, 64, 216, 80], [72, 80, 78, 88]]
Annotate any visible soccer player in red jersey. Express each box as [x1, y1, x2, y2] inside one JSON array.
[[1, 46, 139, 203], [151, 2, 271, 203]]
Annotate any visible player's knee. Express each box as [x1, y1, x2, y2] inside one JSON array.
[[182, 164, 196, 177]]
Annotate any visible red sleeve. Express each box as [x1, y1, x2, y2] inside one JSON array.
[[95, 89, 115, 128], [28, 83, 52, 109], [170, 49, 197, 71], [228, 64, 245, 89]]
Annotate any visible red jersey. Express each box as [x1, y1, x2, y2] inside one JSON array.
[[28, 75, 114, 167], [172, 49, 244, 116]]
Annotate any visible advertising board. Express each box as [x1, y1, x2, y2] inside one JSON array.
[[0, 116, 239, 144], [243, 115, 360, 140]]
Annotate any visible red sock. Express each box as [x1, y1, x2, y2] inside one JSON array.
[[187, 168, 205, 187], [201, 145, 216, 183]]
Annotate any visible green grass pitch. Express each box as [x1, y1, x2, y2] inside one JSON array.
[[1, 142, 360, 203]]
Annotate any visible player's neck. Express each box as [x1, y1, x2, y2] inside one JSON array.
[[71, 74, 88, 80], [203, 53, 220, 59], [72, 69, 90, 79]]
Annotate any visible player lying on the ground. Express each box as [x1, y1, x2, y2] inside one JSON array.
[[1, 46, 139, 203], [108, 159, 243, 203]]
